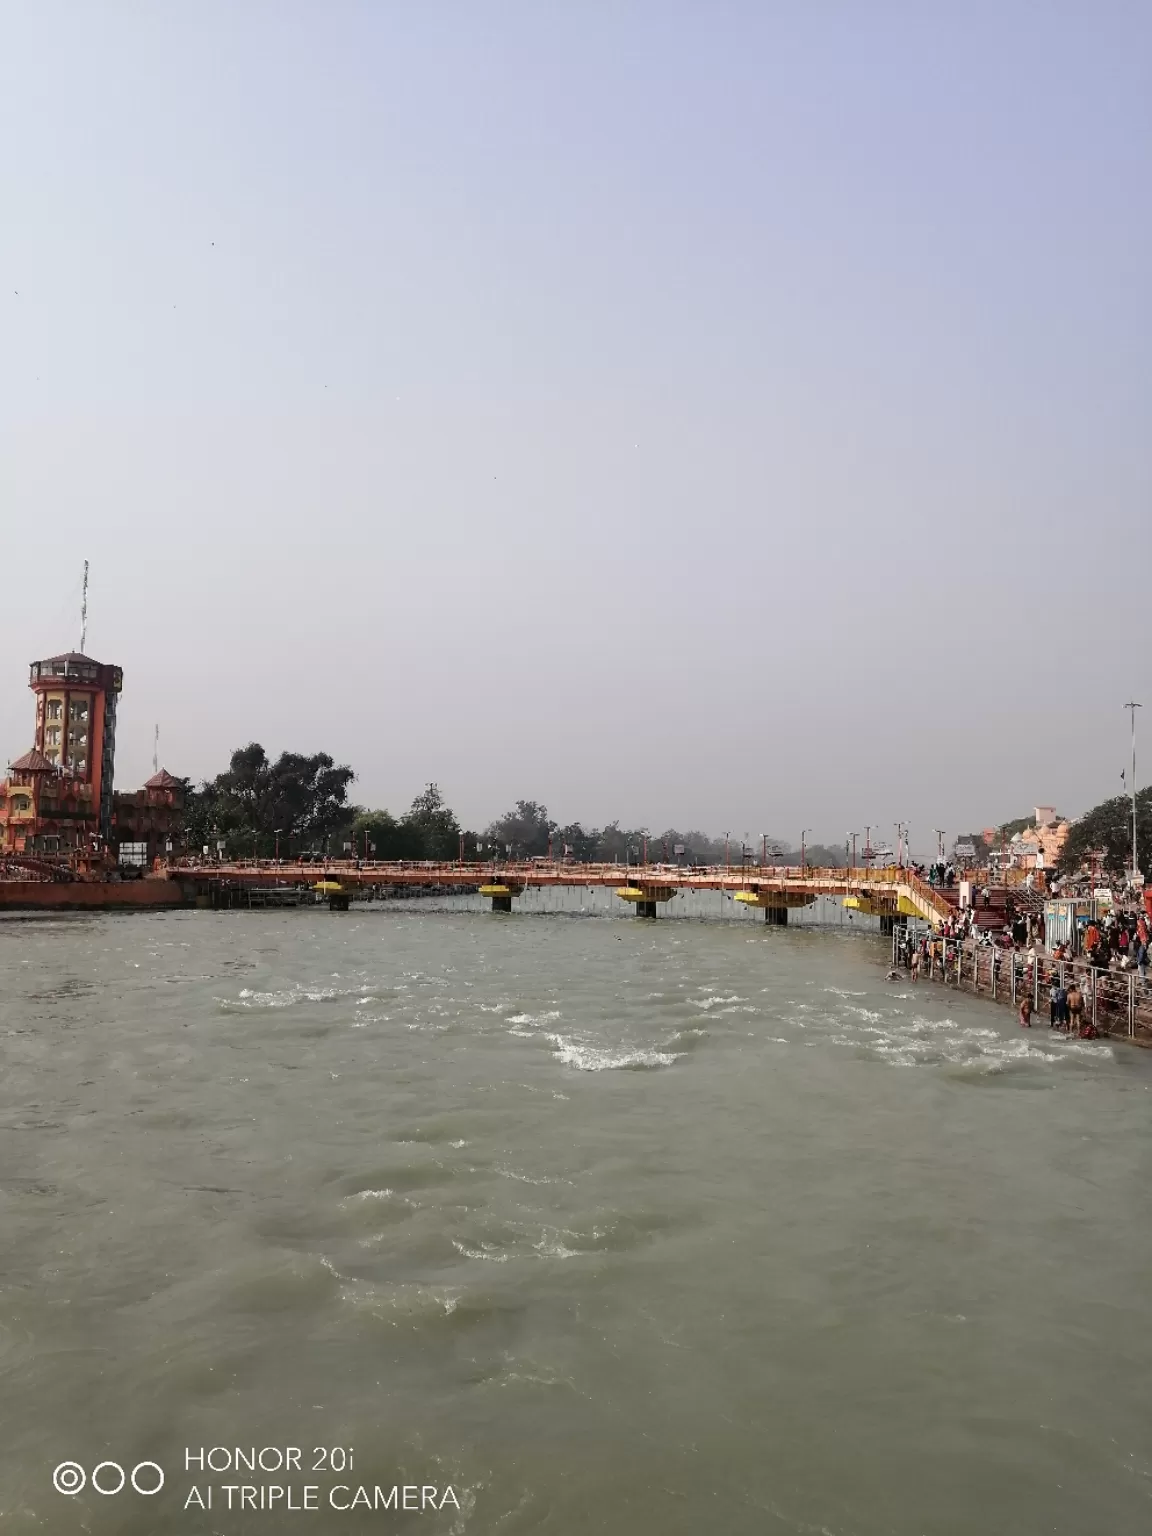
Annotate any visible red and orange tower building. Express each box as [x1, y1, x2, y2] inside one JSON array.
[[1, 650, 123, 856]]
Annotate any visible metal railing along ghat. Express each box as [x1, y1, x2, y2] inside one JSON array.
[[891, 931, 1152, 1042]]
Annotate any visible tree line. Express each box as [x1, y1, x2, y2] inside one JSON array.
[[178, 743, 851, 866], [1057, 787, 1151, 880]]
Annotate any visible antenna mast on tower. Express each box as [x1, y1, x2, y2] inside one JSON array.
[[153, 724, 160, 775], [80, 560, 89, 652]]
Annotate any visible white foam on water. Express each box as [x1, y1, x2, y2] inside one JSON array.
[[223, 983, 357, 1010], [824, 998, 1119, 1075], [451, 1239, 509, 1263], [533, 1233, 580, 1259], [546, 1034, 681, 1071], [496, 1165, 571, 1186], [689, 994, 745, 1010]]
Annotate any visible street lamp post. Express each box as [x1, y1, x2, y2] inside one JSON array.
[[274, 827, 282, 863], [1124, 702, 1141, 883], [849, 832, 858, 869], [800, 829, 811, 872]]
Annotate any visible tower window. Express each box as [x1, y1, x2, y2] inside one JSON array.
[[47, 700, 62, 721], [69, 700, 89, 723], [46, 725, 61, 746]]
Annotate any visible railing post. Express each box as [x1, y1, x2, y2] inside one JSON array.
[[1129, 973, 1135, 1039], [1011, 957, 1016, 1005]]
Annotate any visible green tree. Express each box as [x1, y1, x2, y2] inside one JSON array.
[[1058, 788, 1151, 880], [351, 808, 419, 860], [401, 783, 462, 860], [555, 822, 599, 861], [183, 743, 355, 856], [485, 800, 556, 858]]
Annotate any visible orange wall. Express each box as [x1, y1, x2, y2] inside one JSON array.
[[0, 880, 186, 911]]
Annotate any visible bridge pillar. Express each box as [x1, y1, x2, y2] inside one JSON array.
[[480, 883, 521, 913], [765, 905, 788, 926]]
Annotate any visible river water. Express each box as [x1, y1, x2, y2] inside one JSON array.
[[1, 900, 1150, 1534]]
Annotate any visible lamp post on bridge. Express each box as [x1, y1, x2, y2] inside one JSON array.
[[849, 832, 859, 870], [800, 829, 811, 872], [894, 822, 908, 868], [274, 827, 282, 864]]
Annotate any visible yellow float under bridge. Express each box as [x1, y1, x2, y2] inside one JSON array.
[[843, 893, 924, 918], [616, 885, 676, 918], [733, 889, 817, 926]]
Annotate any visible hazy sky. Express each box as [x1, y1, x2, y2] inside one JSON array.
[[2, 3, 1149, 853]]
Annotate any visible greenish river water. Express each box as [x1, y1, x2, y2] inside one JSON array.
[[1, 901, 1150, 1534]]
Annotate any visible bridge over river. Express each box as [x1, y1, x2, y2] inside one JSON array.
[[168, 860, 955, 926]]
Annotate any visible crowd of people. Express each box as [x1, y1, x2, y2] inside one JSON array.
[[895, 881, 1150, 1042], [1073, 909, 1150, 980]]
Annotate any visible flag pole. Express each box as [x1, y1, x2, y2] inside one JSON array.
[[1124, 702, 1141, 882]]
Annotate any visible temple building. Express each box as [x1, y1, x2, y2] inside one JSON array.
[[0, 648, 186, 866], [112, 769, 187, 864]]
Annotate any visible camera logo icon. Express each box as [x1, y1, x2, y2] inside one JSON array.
[[53, 1461, 164, 1496]]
